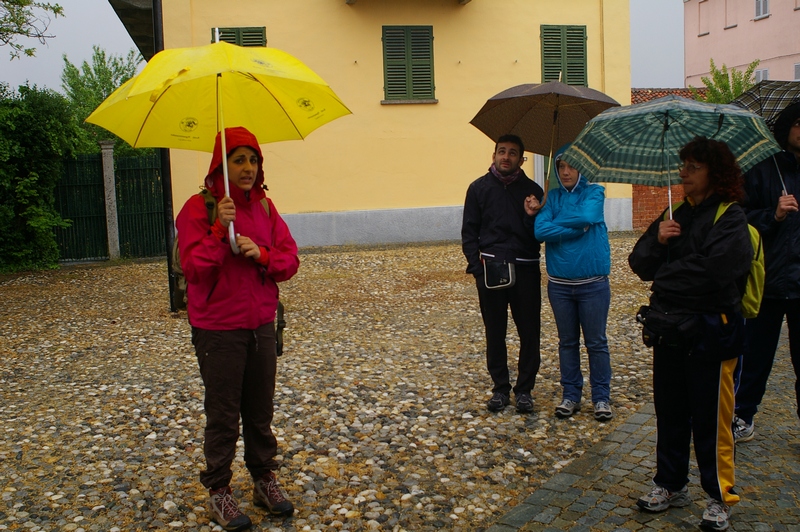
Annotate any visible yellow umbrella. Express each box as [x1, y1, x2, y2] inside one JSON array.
[[87, 41, 351, 151], [87, 40, 351, 252]]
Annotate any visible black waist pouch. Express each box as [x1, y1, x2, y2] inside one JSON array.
[[636, 305, 703, 348], [484, 260, 516, 290]]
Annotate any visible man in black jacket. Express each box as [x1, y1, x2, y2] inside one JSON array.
[[461, 134, 545, 413], [734, 101, 800, 442]]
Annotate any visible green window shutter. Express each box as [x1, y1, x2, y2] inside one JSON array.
[[212, 27, 267, 47], [383, 26, 434, 101], [540, 25, 587, 86]]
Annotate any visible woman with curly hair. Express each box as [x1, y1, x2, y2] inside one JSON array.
[[628, 136, 753, 531]]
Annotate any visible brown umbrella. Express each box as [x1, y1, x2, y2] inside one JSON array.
[[470, 81, 620, 158]]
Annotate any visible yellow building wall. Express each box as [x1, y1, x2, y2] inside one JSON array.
[[161, 0, 631, 215]]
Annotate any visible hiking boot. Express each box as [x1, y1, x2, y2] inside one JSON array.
[[253, 471, 294, 517], [555, 399, 580, 419], [486, 392, 510, 412], [701, 498, 731, 531], [515, 393, 534, 413], [732, 416, 755, 443], [209, 486, 252, 531], [594, 401, 613, 422], [636, 484, 691, 512]]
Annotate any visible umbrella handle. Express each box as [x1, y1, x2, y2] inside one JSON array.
[[217, 76, 241, 255]]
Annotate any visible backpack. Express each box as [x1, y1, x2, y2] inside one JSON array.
[[172, 189, 288, 355], [665, 201, 764, 319]]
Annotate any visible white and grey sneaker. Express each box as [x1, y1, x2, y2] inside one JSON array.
[[732, 415, 755, 443], [701, 498, 731, 530], [555, 399, 581, 419], [594, 401, 613, 421], [636, 484, 691, 513]]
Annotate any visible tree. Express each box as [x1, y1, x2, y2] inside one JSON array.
[[689, 58, 760, 104], [61, 45, 144, 155], [0, 82, 76, 271], [0, 0, 64, 59]]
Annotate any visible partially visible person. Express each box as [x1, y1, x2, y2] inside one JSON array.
[[734, 101, 800, 443], [462, 134, 545, 413], [629, 137, 752, 531], [529, 145, 612, 421], [176, 127, 299, 531]]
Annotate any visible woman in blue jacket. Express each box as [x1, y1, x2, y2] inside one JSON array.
[[526, 145, 612, 421]]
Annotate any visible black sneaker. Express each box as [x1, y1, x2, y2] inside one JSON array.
[[515, 393, 534, 413], [209, 486, 252, 531], [486, 392, 510, 412], [253, 471, 294, 517]]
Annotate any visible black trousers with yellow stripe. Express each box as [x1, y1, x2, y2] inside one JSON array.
[[651, 313, 743, 507]]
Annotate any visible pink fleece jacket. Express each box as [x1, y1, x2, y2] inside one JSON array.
[[175, 127, 299, 330]]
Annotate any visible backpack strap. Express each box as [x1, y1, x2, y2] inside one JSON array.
[[714, 201, 733, 223], [662, 201, 685, 221], [199, 189, 217, 226]]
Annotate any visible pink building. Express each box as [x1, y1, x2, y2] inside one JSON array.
[[684, 0, 800, 86]]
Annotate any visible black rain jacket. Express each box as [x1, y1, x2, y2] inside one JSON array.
[[743, 151, 800, 300], [628, 194, 752, 314], [461, 169, 545, 276]]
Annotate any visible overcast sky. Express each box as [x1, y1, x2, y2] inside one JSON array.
[[0, 0, 685, 92]]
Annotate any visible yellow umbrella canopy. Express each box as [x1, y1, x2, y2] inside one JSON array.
[[86, 41, 351, 152]]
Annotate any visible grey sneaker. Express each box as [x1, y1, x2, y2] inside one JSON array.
[[701, 498, 731, 531], [209, 486, 252, 531], [253, 471, 294, 517], [594, 401, 613, 421], [636, 484, 691, 512], [486, 392, 510, 412], [515, 393, 534, 413], [555, 399, 581, 418], [732, 416, 755, 443]]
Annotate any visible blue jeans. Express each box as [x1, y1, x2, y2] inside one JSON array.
[[547, 278, 611, 404]]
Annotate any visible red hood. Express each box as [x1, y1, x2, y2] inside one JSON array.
[[204, 127, 266, 202]]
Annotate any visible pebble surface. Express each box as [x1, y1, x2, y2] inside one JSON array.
[[0, 236, 653, 531]]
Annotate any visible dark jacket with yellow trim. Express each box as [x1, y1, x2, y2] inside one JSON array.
[[628, 194, 752, 314]]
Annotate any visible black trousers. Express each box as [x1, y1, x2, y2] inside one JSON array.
[[651, 314, 742, 507], [476, 264, 541, 396], [735, 297, 800, 423], [192, 323, 279, 489]]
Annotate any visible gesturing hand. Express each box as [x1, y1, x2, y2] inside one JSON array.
[[524, 194, 541, 216]]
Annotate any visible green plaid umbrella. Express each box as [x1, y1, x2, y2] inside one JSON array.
[[731, 79, 800, 132], [561, 95, 780, 189]]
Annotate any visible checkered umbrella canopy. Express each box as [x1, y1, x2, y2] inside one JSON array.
[[469, 81, 620, 156], [731, 80, 800, 132], [561, 95, 780, 187]]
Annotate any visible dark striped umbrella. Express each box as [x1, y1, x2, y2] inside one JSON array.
[[731, 80, 800, 132], [561, 95, 780, 189]]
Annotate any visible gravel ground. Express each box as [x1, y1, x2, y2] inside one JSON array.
[[0, 235, 653, 532]]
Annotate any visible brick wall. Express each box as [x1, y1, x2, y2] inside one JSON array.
[[632, 184, 685, 232]]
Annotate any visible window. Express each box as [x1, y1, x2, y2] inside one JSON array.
[[755, 0, 769, 18], [724, 0, 738, 27], [795, 63, 800, 81], [698, 0, 710, 35], [541, 25, 587, 86], [755, 68, 769, 82], [382, 26, 435, 103], [212, 27, 267, 47]]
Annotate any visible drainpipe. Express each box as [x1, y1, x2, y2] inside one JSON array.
[[152, 0, 178, 311], [599, 0, 605, 92]]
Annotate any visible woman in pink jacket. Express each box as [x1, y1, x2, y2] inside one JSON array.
[[176, 127, 299, 531]]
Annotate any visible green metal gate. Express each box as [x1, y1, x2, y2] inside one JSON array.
[[55, 153, 165, 261], [55, 154, 107, 261], [116, 154, 165, 258]]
